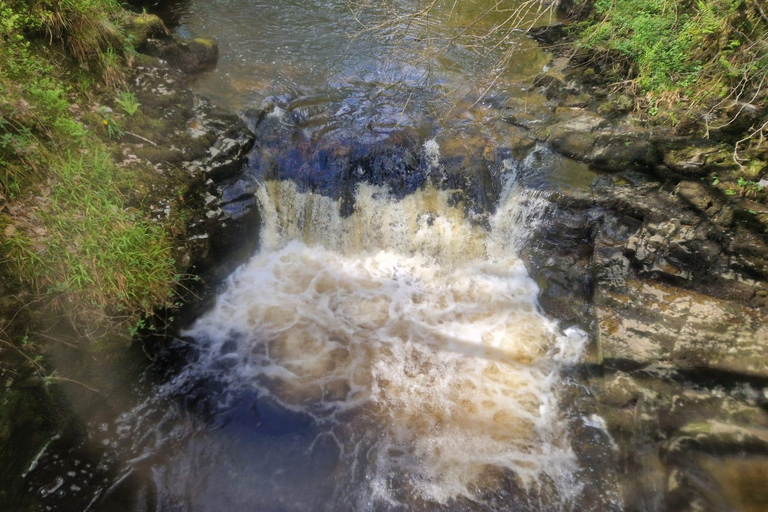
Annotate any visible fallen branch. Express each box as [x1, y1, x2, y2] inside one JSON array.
[[125, 131, 158, 146]]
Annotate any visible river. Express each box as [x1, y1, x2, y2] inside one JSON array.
[[18, 1, 624, 510]]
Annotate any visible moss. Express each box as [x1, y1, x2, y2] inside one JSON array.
[[597, 94, 634, 117], [123, 13, 168, 48], [192, 37, 215, 48]]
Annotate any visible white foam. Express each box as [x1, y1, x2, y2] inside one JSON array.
[[423, 138, 441, 171], [184, 181, 585, 505]]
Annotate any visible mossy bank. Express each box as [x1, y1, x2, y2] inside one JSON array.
[[0, 3, 253, 507]]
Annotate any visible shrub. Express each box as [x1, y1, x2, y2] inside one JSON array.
[[574, 0, 768, 106]]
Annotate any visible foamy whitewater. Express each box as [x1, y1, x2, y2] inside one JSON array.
[[177, 178, 586, 507]]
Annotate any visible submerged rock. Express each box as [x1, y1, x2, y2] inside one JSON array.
[[143, 37, 219, 74]]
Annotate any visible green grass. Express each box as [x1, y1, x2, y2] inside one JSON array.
[[574, 0, 768, 104], [0, 0, 183, 344], [4, 148, 177, 327]]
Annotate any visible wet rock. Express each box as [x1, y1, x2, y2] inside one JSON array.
[[527, 23, 567, 46], [561, 93, 592, 109], [588, 363, 768, 512], [533, 58, 585, 102], [676, 181, 713, 211], [671, 420, 768, 452], [675, 180, 734, 227], [184, 99, 254, 182], [143, 37, 219, 75], [596, 94, 634, 118], [519, 33, 768, 512], [596, 278, 768, 376], [206, 196, 261, 279], [591, 130, 659, 170], [122, 13, 169, 51], [131, 65, 193, 116], [532, 73, 567, 101], [661, 140, 734, 176], [545, 113, 603, 159]]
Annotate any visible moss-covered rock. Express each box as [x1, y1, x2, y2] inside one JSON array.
[[597, 94, 633, 117], [143, 37, 219, 74], [661, 140, 735, 176], [122, 13, 169, 50]]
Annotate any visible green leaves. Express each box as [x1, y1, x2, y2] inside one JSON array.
[[576, 0, 768, 103], [115, 91, 140, 116]]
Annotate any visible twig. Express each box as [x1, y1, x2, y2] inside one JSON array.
[[48, 376, 102, 394], [733, 119, 768, 167], [754, 0, 768, 25], [125, 131, 158, 146]]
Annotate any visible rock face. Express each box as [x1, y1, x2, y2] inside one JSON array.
[[484, 50, 768, 510], [518, 156, 768, 511], [504, 85, 768, 510], [596, 279, 768, 374]]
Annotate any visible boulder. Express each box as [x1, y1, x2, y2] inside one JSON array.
[[122, 13, 169, 51], [545, 112, 604, 159], [661, 140, 734, 176], [143, 37, 219, 74]]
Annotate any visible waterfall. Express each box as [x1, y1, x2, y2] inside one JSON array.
[[174, 175, 586, 508]]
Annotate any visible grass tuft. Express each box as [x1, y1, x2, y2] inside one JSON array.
[[573, 0, 768, 106], [4, 147, 177, 334], [0, 0, 183, 345]]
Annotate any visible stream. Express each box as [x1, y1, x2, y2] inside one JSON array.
[[15, 1, 625, 510]]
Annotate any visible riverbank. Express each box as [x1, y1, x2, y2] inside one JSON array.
[[512, 4, 768, 509], [1, 1, 767, 510], [0, 5, 255, 508]]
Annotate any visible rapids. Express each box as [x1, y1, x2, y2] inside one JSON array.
[[173, 180, 587, 508], [12, 1, 626, 511]]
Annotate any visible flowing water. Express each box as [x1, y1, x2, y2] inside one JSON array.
[[17, 1, 624, 510], [110, 180, 590, 511], [175, 0, 552, 111]]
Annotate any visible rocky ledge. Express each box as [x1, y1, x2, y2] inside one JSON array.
[[98, 15, 260, 294], [504, 49, 768, 512]]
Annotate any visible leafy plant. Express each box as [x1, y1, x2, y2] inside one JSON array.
[[98, 106, 124, 138], [574, 0, 767, 106], [128, 317, 146, 337], [115, 91, 140, 116], [737, 176, 765, 192]]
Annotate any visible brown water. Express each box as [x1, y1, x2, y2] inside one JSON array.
[[12, 2, 626, 511], [179, 0, 552, 112]]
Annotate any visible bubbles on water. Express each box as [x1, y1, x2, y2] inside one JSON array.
[[179, 181, 586, 508], [423, 139, 441, 171]]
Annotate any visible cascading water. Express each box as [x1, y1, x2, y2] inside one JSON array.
[[113, 170, 588, 510], [15, 2, 629, 510]]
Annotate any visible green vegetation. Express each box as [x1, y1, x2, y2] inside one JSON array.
[[0, 1, 181, 345], [573, 0, 767, 105], [115, 90, 141, 116], [4, 149, 176, 319]]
